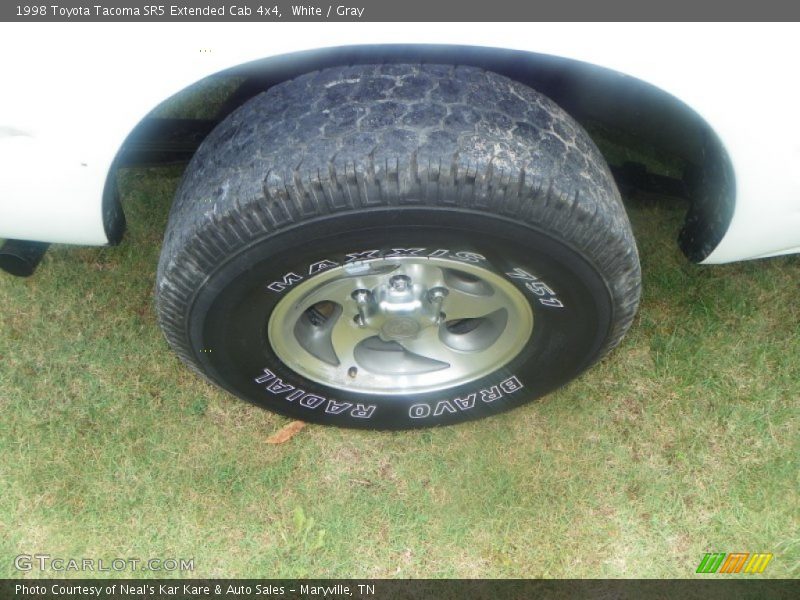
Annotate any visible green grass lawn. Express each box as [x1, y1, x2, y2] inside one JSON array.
[[0, 166, 797, 579]]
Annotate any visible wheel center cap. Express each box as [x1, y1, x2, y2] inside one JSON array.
[[380, 317, 421, 340]]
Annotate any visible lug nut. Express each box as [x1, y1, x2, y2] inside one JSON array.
[[428, 287, 449, 323], [389, 274, 412, 292], [427, 287, 449, 302], [351, 289, 372, 327], [351, 289, 372, 303]]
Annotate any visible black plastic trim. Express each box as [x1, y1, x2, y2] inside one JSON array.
[[0, 239, 50, 276], [101, 159, 126, 245]]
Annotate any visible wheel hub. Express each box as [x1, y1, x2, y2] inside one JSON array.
[[351, 274, 449, 342], [268, 257, 534, 395]]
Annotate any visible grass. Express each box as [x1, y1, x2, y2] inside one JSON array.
[[1, 164, 798, 579]]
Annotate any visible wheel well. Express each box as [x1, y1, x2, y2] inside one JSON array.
[[111, 44, 734, 263]]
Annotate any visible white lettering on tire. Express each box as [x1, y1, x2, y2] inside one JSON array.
[[505, 267, 564, 308], [253, 368, 377, 419], [409, 376, 524, 419], [252, 372, 523, 422], [267, 249, 489, 294]]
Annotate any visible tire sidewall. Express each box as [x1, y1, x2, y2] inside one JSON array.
[[187, 207, 614, 429]]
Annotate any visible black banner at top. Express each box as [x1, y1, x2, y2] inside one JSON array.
[[2, 0, 800, 21]]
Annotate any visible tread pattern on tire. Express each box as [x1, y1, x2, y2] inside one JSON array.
[[156, 64, 641, 378]]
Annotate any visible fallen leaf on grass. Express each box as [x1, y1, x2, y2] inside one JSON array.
[[266, 421, 307, 444]]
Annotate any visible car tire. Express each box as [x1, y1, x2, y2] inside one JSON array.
[[155, 63, 641, 429]]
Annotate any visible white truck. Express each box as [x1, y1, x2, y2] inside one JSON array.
[[1, 23, 798, 428]]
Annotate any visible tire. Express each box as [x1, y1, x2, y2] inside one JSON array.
[[155, 64, 640, 430]]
